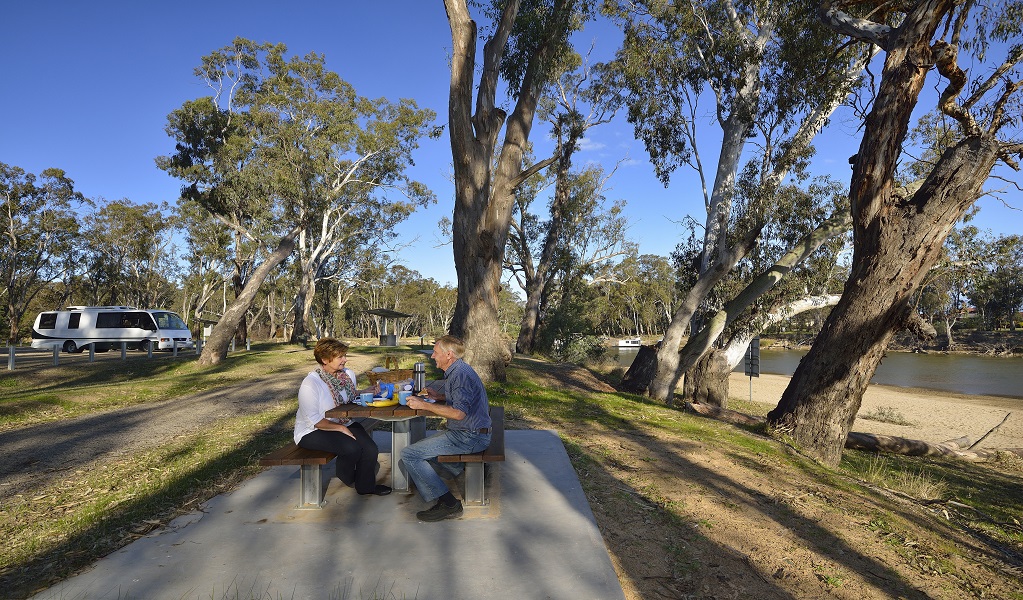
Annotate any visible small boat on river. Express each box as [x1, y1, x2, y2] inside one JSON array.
[[617, 336, 642, 348]]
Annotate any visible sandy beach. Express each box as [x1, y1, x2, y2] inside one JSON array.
[[732, 372, 1023, 450]]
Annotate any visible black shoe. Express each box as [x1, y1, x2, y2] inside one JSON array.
[[358, 485, 392, 496], [416, 500, 463, 522]]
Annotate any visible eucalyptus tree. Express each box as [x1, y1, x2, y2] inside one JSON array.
[[604, 0, 872, 402], [0, 163, 85, 344], [589, 252, 675, 338], [158, 38, 436, 365], [444, 0, 590, 381], [288, 103, 438, 343], [915, 226, 985, 348], [970, 234, 1023, 331], [176, 200, 233, 327], [505, 50, 620, 355], [670, 176, 852, 404], [80, 200, 179, 309], [506, 162, 631, 353], [768, 1, 1023, 466]]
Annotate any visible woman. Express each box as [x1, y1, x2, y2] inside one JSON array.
[[294, 338, 391, 496]]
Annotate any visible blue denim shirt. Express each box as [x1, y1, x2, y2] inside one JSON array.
[[442, 358, 491, 432]]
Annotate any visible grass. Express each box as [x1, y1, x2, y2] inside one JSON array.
[[0, 343, 311, 430], [860, 405, 916, 426], [859, 454, 949, 500], [3, 347, 1023, 598], [0, 406, 295, 596]]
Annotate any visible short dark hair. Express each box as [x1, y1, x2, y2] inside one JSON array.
[[313, 338, 349, 365]]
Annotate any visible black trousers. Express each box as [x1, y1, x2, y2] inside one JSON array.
[[298, 422, 379, 494]]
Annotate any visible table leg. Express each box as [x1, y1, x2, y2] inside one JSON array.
[[390, 417, 427, 492]]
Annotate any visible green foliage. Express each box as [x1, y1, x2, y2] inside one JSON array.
[[79, 199, 181, 309], [601, 0, 863, 185], [0, 163, 88, 343], [156, 38, 439, 352], [490, 0, 594, 100], [158, 37, 438, 236], [550, 333, 609, 364]]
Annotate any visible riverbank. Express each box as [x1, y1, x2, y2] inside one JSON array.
[[732, 372, 1023, 449], [764, 329, 1023, 356]]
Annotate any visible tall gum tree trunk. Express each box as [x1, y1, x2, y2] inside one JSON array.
[[768, 135, 1000, 465], [767, 0, 1006, 465], [445, 0, 571, 381], [290, 267, 315, 343]]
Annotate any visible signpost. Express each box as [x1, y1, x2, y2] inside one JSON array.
[[744, 337, 760, 402]]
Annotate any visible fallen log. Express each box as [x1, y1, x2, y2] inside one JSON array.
[[684, 402, 1023, 461], [846, 432, 1023, 460]]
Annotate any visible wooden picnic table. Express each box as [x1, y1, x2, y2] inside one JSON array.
[[325, 402, 441, 493]]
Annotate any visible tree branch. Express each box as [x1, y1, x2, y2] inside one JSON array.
[[819, 1, 892, 49]]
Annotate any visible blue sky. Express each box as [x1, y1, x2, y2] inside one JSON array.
[[3, 2, 1020, 288]]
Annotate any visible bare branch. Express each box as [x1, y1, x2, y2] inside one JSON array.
[[819, 1, 892, 49], [962, 45, 1023, 110], [932, 41, 981, 136], [509, 155, 560, 190]]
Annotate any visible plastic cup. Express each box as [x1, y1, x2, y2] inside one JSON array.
[[359, 392, 373, 405], [398, 390, 411, 405]]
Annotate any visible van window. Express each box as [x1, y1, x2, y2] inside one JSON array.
[[96, 312, 123, 328], [68, 313, 82, 329], [38, 313, 58, 329], [127, 312, 157, 330]]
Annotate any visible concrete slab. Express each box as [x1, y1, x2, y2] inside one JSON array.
[[32, 430, 625, 600]]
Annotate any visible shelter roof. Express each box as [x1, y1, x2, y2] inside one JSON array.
[[365, 308, 413, 319]]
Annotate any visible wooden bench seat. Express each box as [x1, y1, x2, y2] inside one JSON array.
[[259, 418, 380, 509], [438, 406, 505, 505]]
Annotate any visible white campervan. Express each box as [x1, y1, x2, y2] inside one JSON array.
[[31, 306, 195, 353]]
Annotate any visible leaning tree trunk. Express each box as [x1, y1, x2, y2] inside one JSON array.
[[766, 1, 1003, 466], [767, 137, 998, 465], [199, 234, 297, 366], [682, 294, 845, 408]]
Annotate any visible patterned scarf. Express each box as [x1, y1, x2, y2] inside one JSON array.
[[316, 366, 356, 406]]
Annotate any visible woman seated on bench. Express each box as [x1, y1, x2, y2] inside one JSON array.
[[294, 338, 391, 496]]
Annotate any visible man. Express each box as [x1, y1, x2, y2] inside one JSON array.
[[402, 335, 492, 521]]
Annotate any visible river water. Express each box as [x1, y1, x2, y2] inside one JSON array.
[[616, 347, 1023, 400]]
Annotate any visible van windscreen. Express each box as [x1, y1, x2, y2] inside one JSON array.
[[152, 312, 188, 330]]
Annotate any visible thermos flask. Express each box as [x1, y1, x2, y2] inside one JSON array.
[[413, 362, 426, 393]]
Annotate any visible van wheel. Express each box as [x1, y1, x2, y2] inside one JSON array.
[[63, 341, 77, 353], [139, 340, 150, 352]]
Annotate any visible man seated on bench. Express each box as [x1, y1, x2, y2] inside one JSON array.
[[294, 338, 391, 497], [403, 335, 491, 521]]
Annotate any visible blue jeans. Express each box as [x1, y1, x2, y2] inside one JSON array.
[[400, 429, 491, 502]]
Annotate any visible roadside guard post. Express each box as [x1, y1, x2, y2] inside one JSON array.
[[744, 337, 760, 402]]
